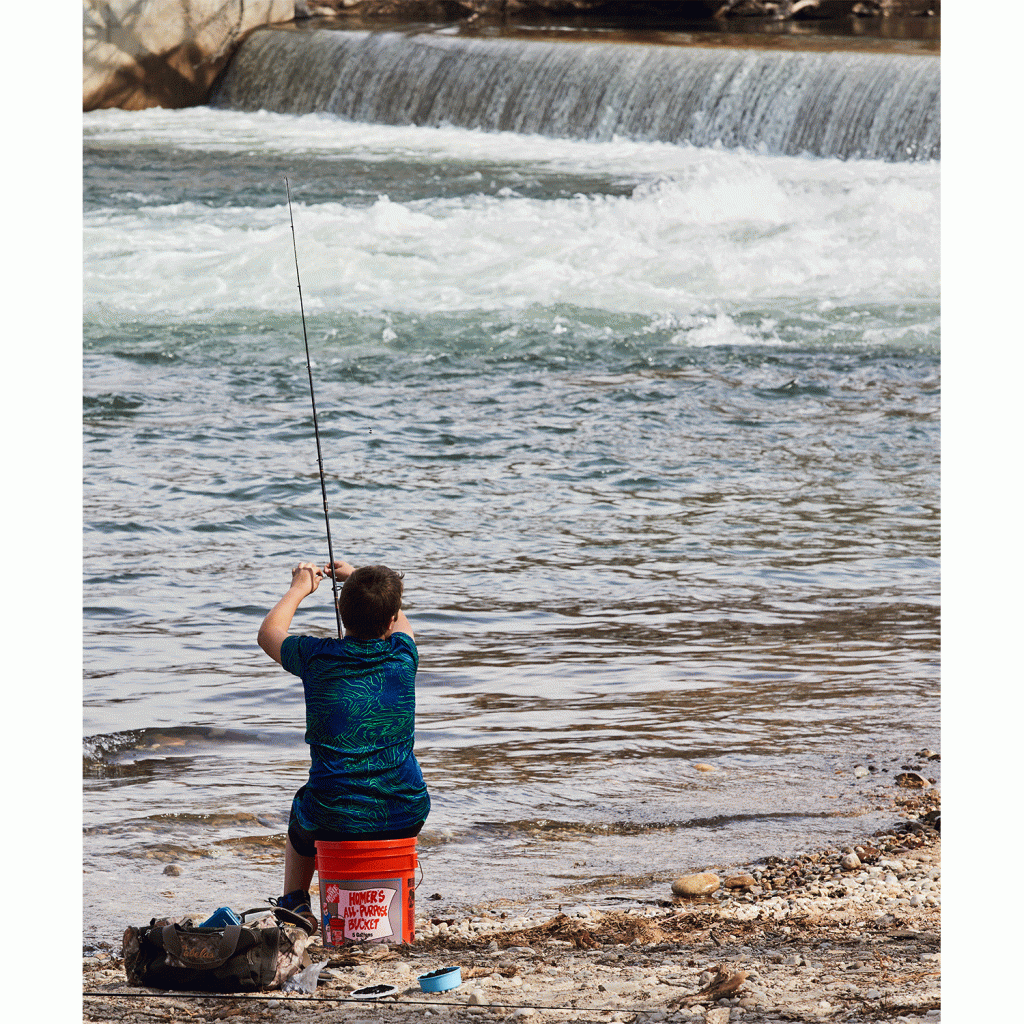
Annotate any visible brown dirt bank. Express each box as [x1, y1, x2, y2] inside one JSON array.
[[297, 1, 940, 55], [83, 789, 940, 1023]]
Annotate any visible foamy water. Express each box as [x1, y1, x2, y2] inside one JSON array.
[[84, 108, 938, 318]]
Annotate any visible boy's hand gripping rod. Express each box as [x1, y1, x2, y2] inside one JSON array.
[[286, 178, 344, 638]]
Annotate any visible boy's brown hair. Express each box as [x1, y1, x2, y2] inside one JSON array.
[[339, 565, 405, 639]]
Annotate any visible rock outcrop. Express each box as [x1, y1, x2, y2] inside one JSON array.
[[83, 0, 295, 111]]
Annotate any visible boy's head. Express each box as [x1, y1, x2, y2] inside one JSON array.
[[339, 565, 405, 639]]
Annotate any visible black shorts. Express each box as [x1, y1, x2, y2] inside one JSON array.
[[287, 787, 424, 859]]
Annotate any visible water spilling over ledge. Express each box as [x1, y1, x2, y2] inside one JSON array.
[[212, 27, 939, 161]]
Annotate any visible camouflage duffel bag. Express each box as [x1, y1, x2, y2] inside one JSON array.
[[122, 907, 313, 992]]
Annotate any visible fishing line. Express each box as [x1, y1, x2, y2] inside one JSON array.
[[286, 177, 343, 639], [82, 989, 657, 1014]]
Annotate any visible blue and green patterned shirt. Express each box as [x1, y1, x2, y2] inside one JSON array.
[[280, 631, 430, 835]]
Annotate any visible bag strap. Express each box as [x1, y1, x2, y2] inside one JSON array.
[[159, 923, 247, 969], [240, 905, 316, 935], [239, 906, 274, 921]]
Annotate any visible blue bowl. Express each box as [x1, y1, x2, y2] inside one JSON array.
[[418, 966, 462, 992]]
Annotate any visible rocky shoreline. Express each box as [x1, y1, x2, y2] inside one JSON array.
[[83, 784, 940, 1023]]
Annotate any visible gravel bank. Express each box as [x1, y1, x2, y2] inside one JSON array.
[[83, 790, 939, 1023]]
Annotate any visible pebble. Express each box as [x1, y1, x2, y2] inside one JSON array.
[[854, 765, 869, 778], [895, 771, 930, 788], [840, 853, 861, 871], [162, 864, 181, 876], [671, 872, 721, 897], [724, 873, 757, 890]]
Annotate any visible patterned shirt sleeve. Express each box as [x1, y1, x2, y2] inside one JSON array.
[[280, 635, 304, 677], [390, 630, 419, 670]]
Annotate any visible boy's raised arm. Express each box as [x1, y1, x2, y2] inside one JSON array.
[[258, 562, 324, 665], [390, 609, 414, 640]]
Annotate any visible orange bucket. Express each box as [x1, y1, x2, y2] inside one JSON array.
[[314, 837, 418, 946]]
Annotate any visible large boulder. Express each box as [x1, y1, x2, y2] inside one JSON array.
[[83, 1, 295, 111]]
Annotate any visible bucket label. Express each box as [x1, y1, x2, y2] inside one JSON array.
[[323, 882, 398, 942]]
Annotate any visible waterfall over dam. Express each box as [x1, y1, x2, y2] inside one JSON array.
[[212, 28, 939, 162]]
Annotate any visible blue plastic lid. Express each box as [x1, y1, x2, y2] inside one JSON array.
[[198, 906, 242, 928]]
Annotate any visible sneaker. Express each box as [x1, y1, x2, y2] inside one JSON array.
[[269, 889, 318, 935]]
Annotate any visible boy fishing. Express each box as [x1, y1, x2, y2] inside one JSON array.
[[257, 558, 430, 931]]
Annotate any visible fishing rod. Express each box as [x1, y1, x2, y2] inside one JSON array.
[[286, 177, 343, 639]]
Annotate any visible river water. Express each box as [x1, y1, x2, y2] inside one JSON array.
[[82, 102, 939, 946]]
